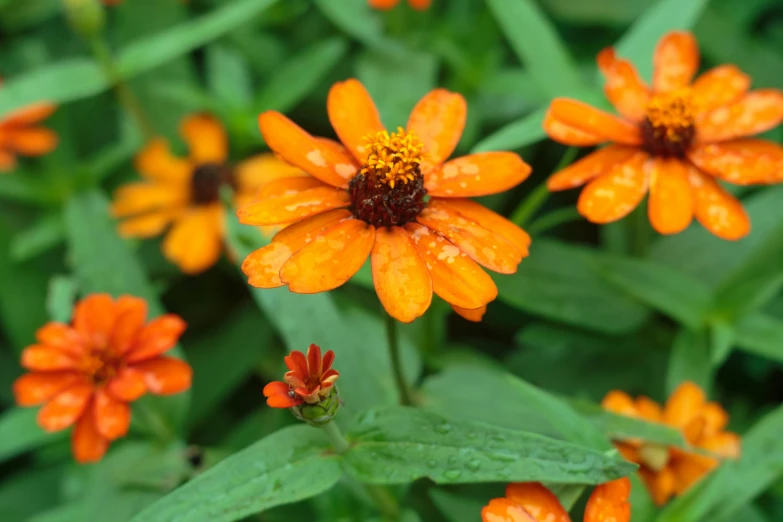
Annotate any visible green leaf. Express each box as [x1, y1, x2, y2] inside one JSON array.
[[313, 0, 403, 55], [657, 404, 783, 522], [486, 0, 584, 96], [10, 213, 65, 262], [570, 400, 686, 448], [0, 464, 63, 520], [429, 489, 486, 522], [0, 408, 66, 464], [470, 107, 547, 153], [496, 240, 650, 334], [344, 406, 635, 485], [130, 426, 342, 522], [206, 45, 253, 108], [714, 272, 783, 321], [666, 328, 712, 395], [734, 313, 783, 364], [709, 320, 736, 365], [46, 275, 78, 323]]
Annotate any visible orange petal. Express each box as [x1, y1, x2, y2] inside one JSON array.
[[577, 151, 649, 223], [451, 304, 487, 322], [5, 127, 58, 155], [21, 345, 79, 371], [118, 208, 182, 238], [111, 182, 188, 219], [35, 323, 85, 357], [94, 389, 131, 440], [670, 454, 715, 495], [584, 477, 632, 522], [416, 200, 525, 274], [547, 145, 638, 191], [406, 223, 497, 309], [687, 139, 783, 185], [481, 498, 537, 522], [700, 402, 728, 434], [258, 111, 358, 188], [162, 205, 224, 274], [37, 383, 93, 432], [597, 47, 651, 122], [640, 466, 676, 506], [179, 114, 228, 164], [327, 79, 386, 162], [370, 226, 433, 323], [284, 350, 308, 376], [699, 432, 740, 459], [407, 89, 467, 170], [234, 153, 309, 195], [636, 396, 664, 422], [242, 209, 353, 288], [263, 381, 301, 408], [13, 372, 83, 406], [1, 102, 56, 126], [601, 390, 638, 417], [108, 295, 148, 354], [505, 483, 570, 522], [648, 157, 694, 235], [687, 168, 750, 240], [126, 314, 186, 362], [237, 184, 350, 226], [691, 65, 750, 115], [425, 152, 531, 197], [408, 0, 431, 9], [73, 294, 116, 349], [548, 98, 642, 145], [543, 111, 605, 146], [133, 356, 193, 395], [652, 31, 699, 93], [71, 402, 109, 464], [280, 218, 375, 293], [697, 89, 783, 143], [134, 138, 193, 184], [0, 149, 16, 171], [107, 367, 147, 402], [664, 381, 706, 429]]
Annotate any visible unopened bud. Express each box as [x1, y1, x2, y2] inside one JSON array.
[[291, 386, 341, 427], [62, 0, 105, 40]]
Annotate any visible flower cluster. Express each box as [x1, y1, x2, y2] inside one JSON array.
[[0, 79, 57, 173]]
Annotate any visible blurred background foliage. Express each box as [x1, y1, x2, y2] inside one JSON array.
[[0, 0, 782, 521]]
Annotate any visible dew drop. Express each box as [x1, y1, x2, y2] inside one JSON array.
[[466, 459, 482, 472], [443, 469, 462, 481]]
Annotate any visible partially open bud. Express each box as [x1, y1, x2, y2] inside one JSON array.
[[62, 0, 105, 40], [263, 344, 341, 426]]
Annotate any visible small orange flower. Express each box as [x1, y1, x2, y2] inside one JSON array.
[[112, 114, 308, 274], [264, 344, 339, 408], [545, 30, 783, 240], [0, 80, 57, 172], [369, 0, 431, 10], [482, 478, 631, 522], [13, 294, 192, 463], [602, 382, 740, 505], [241, 79, 532, 323]]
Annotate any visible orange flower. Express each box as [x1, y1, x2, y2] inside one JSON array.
[[602, 382, 740, 505], [482, 478, 631, 522], [369, 0, 431, 10], [12, 294, 192, 463], [264, 344, 339, 408], [112, 114, 308, 274], [0, 80, 57, 172], [544, 30, 783, 240], [241, 79, 531, 323]]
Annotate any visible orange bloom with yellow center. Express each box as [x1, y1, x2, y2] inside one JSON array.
[[0, 81, 58, 172], [369, 0, 430, 10], [112, 114, 308, 274], [263, 344, 339, 408], [13, 294, 192, 463], [482, 478, 630, 522], [602, 382, 740, 505], [545, 30, 783, 240], [240, 79, 532, 323]]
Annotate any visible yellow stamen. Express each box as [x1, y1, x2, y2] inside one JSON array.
[[360, 127, 423, 188], [645, 90, 695, 143], [638, 443, 671, 472]]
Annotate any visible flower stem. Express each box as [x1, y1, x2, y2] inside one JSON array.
[[510, 146, 578, 228], [386, 312, 413, 406], [321, 420, 351, 454]]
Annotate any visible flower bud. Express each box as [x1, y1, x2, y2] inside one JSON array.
[[291, 386, 340, 427], [62, 0, 105, 40]]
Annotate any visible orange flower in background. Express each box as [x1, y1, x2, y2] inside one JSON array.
[[264, 344, 339, 408], [602, 382, 740, 505], [0, 80, 58, 172], [545, 30, 783, 240], [482, 478, 631, 522], [112, 114, 308, 274], [13, 294, 192, 463], [241, 79, 532, 324], [369, 0, 431, 10]]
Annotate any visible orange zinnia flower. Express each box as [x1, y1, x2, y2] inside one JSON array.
[[112, 114, 308, 274], [602, 381, 740, 505], [240, 79, 531, 323], [482, 478, 631, 522], [369, 0, 431, 10], [545, 30, 783, 240], [13, 294, 192, 463], [0, 80, 57, 172], [264, 344, 339, 408]]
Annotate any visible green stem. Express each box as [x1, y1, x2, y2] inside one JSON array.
[[527, 207, 582, 236], [386, 313, 413, 406], [510, 147, 578, 227], [321, 420, 350, 454], [630, 204, 651, 258]]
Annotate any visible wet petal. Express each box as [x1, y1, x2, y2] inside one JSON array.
[[237, 185, 350, 227], [407, 89, 467, 170], [371, 226, 433, 323], [118, 208, 183, 238], [664, 381, 706, 429], [697, 89, 783, 143], [597, 47, 651, 121], [5, 127, 58, 155], [264, 381, 301, 408], [648, 157, 694, 235], [280, 218, 375, 293], [601, 390, 638, 417], [126, 314, 186, 362], [107, 367, 147, 402], [134, 138, 193, 184], [688, 139, 783, 185], [73, 293, 116, 349], [687, 168, 750, 240], [13, 372, 83, 406], [162, 205, 224, 274], [37, 383, 93, 432], [481, 498, 537, 522], [653, 31, 699, 93], [111, 182, 188, 219], [543, 112, 605, 146], [691, 65, 750, 115], [547, 145, 638, 191], [258, 111, 358, 188], [35, 323, 85, 357], [577, 151, 650, 224], [584, 478, 632, 522], [109, 296, 148, 354], [71, 402, 109, 464], [94, 389, 131, 440], [425, 152, 531, 197], [327, 79, 386, 162], [132, 356, 193, 395], [21, 345, 79, 371], [242, 209, 352, 288], [234, 153, 309, 195], [505, 483, 570, 522], [548, 98, 642, 145], [179, 114, 228, 164], [451, 304, 487, 322]]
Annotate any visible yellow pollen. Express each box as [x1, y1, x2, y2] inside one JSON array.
[[645, 90, 695, 143], [360, 127, 423, 189]]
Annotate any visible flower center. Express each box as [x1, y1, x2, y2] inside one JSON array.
[[638, 442, 670, 472], [348, 128, 428, 228], [81, 351, 121, 387], [191, 163, 236, 205], [641, 90, 696, 157]]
